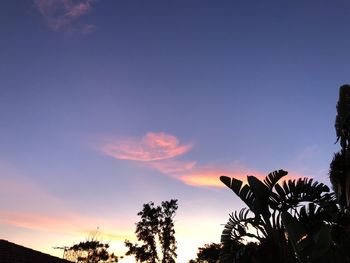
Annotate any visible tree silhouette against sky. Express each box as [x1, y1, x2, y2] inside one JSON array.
[[125, 199, 178, 263], [218, 85, 350, 263]]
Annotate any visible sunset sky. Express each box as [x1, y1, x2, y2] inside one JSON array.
[[1, 1, 350, 262]]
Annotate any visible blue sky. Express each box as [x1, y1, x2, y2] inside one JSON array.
[[0, 1, 349, 262]]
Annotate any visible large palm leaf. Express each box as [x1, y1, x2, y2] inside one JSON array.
[[219, 170, 336, 263], [220, 176, 257, 214], [220, 171, 285, 218], [263, 169, 288, 190], [221, 208, 266, 243], [271, 178, 331, 212]]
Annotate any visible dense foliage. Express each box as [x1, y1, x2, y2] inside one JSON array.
[[125, 199, 178, 263], [65, 86, 350, 263], [188, 243, 222, 263], [218, 85, 350, 263], [219, 170, 350, 263], [64, 236, 119, 263]]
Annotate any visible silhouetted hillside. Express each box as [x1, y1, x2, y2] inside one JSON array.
[[0, 239, 71, 263]]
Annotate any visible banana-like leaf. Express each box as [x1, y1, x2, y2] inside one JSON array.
[[221, 208, 263, 242], [247, 176, 271, 217], [248, 175, 270, 198], [221, 169, 340, 263], [220, 176, 244, 195], [272, 178, 331, 211], [263, 169, 288, 190], [274, 184, 286, 200], [282, 211, 332, 262], [312, 224, 331, 251], [220, 176, 255, 211], [281, 211, 307, 244], [281, 211, 310, 261], [298, 224, 332, 261]]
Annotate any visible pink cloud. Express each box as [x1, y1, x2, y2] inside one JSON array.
[[144, 160, 256, 188], [147, 160, 197, 174], [0, 168, 66, 214], [102, 132, 193, 162], [0, 167, 129, 237], [179, 171, 227, 188], [0, 166, 82, 231], [151, 161, 263, 188], [67, 2, 91, 17], [0, 210, 132, 241], [34, 0, 97, 32], [0, 210, 76, 233], [147, 160, 307, 188], [99, 132, 307, 188]]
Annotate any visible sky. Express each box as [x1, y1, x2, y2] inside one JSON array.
[[1, 0, 350, 262]]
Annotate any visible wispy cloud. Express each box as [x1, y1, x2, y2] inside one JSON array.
[[102, 132, 193, 162], [34, 0, 98, 33], [148, 160, 260, 188], [147, 160, 197, 174], [0, 165, 130, 239], [0, 167, 65, 214], [179, 169, 263, 188], [0, 210, 130, 238], [99, 132, 306, 188], [177, 165, 305, 188], [0, 210, 78, 233]]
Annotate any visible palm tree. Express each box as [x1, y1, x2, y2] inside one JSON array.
[[335, 85, 350, 151], [331, 84, 350, 209], [219, 86, 350, 263], [219, 170, 342, 263], [332, 84, 350, 208]]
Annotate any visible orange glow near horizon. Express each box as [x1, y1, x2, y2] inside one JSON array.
[[178, 169, 308, 188], [0, 166, 312, 263], [0, 209, 222, 263], [178, 170, 265, 187]]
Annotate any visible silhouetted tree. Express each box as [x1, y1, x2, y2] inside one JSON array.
[[331, 84, 350, 208], [335, 85, 350, 151], [189, 243, 221, 263], [217, 86, 350, 263], [159, 199, 178, 263], [125, 199, 178, 263], [219, 170, 343, 263], [64, 235, 118, 263]]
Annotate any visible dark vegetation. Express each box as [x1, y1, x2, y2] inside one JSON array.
[[188, 243, 222, 263], [125, 200, 178, 263], [62, 86, 350, 262], [63, 233, 120, 263], [215, 85, 350, 263]]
